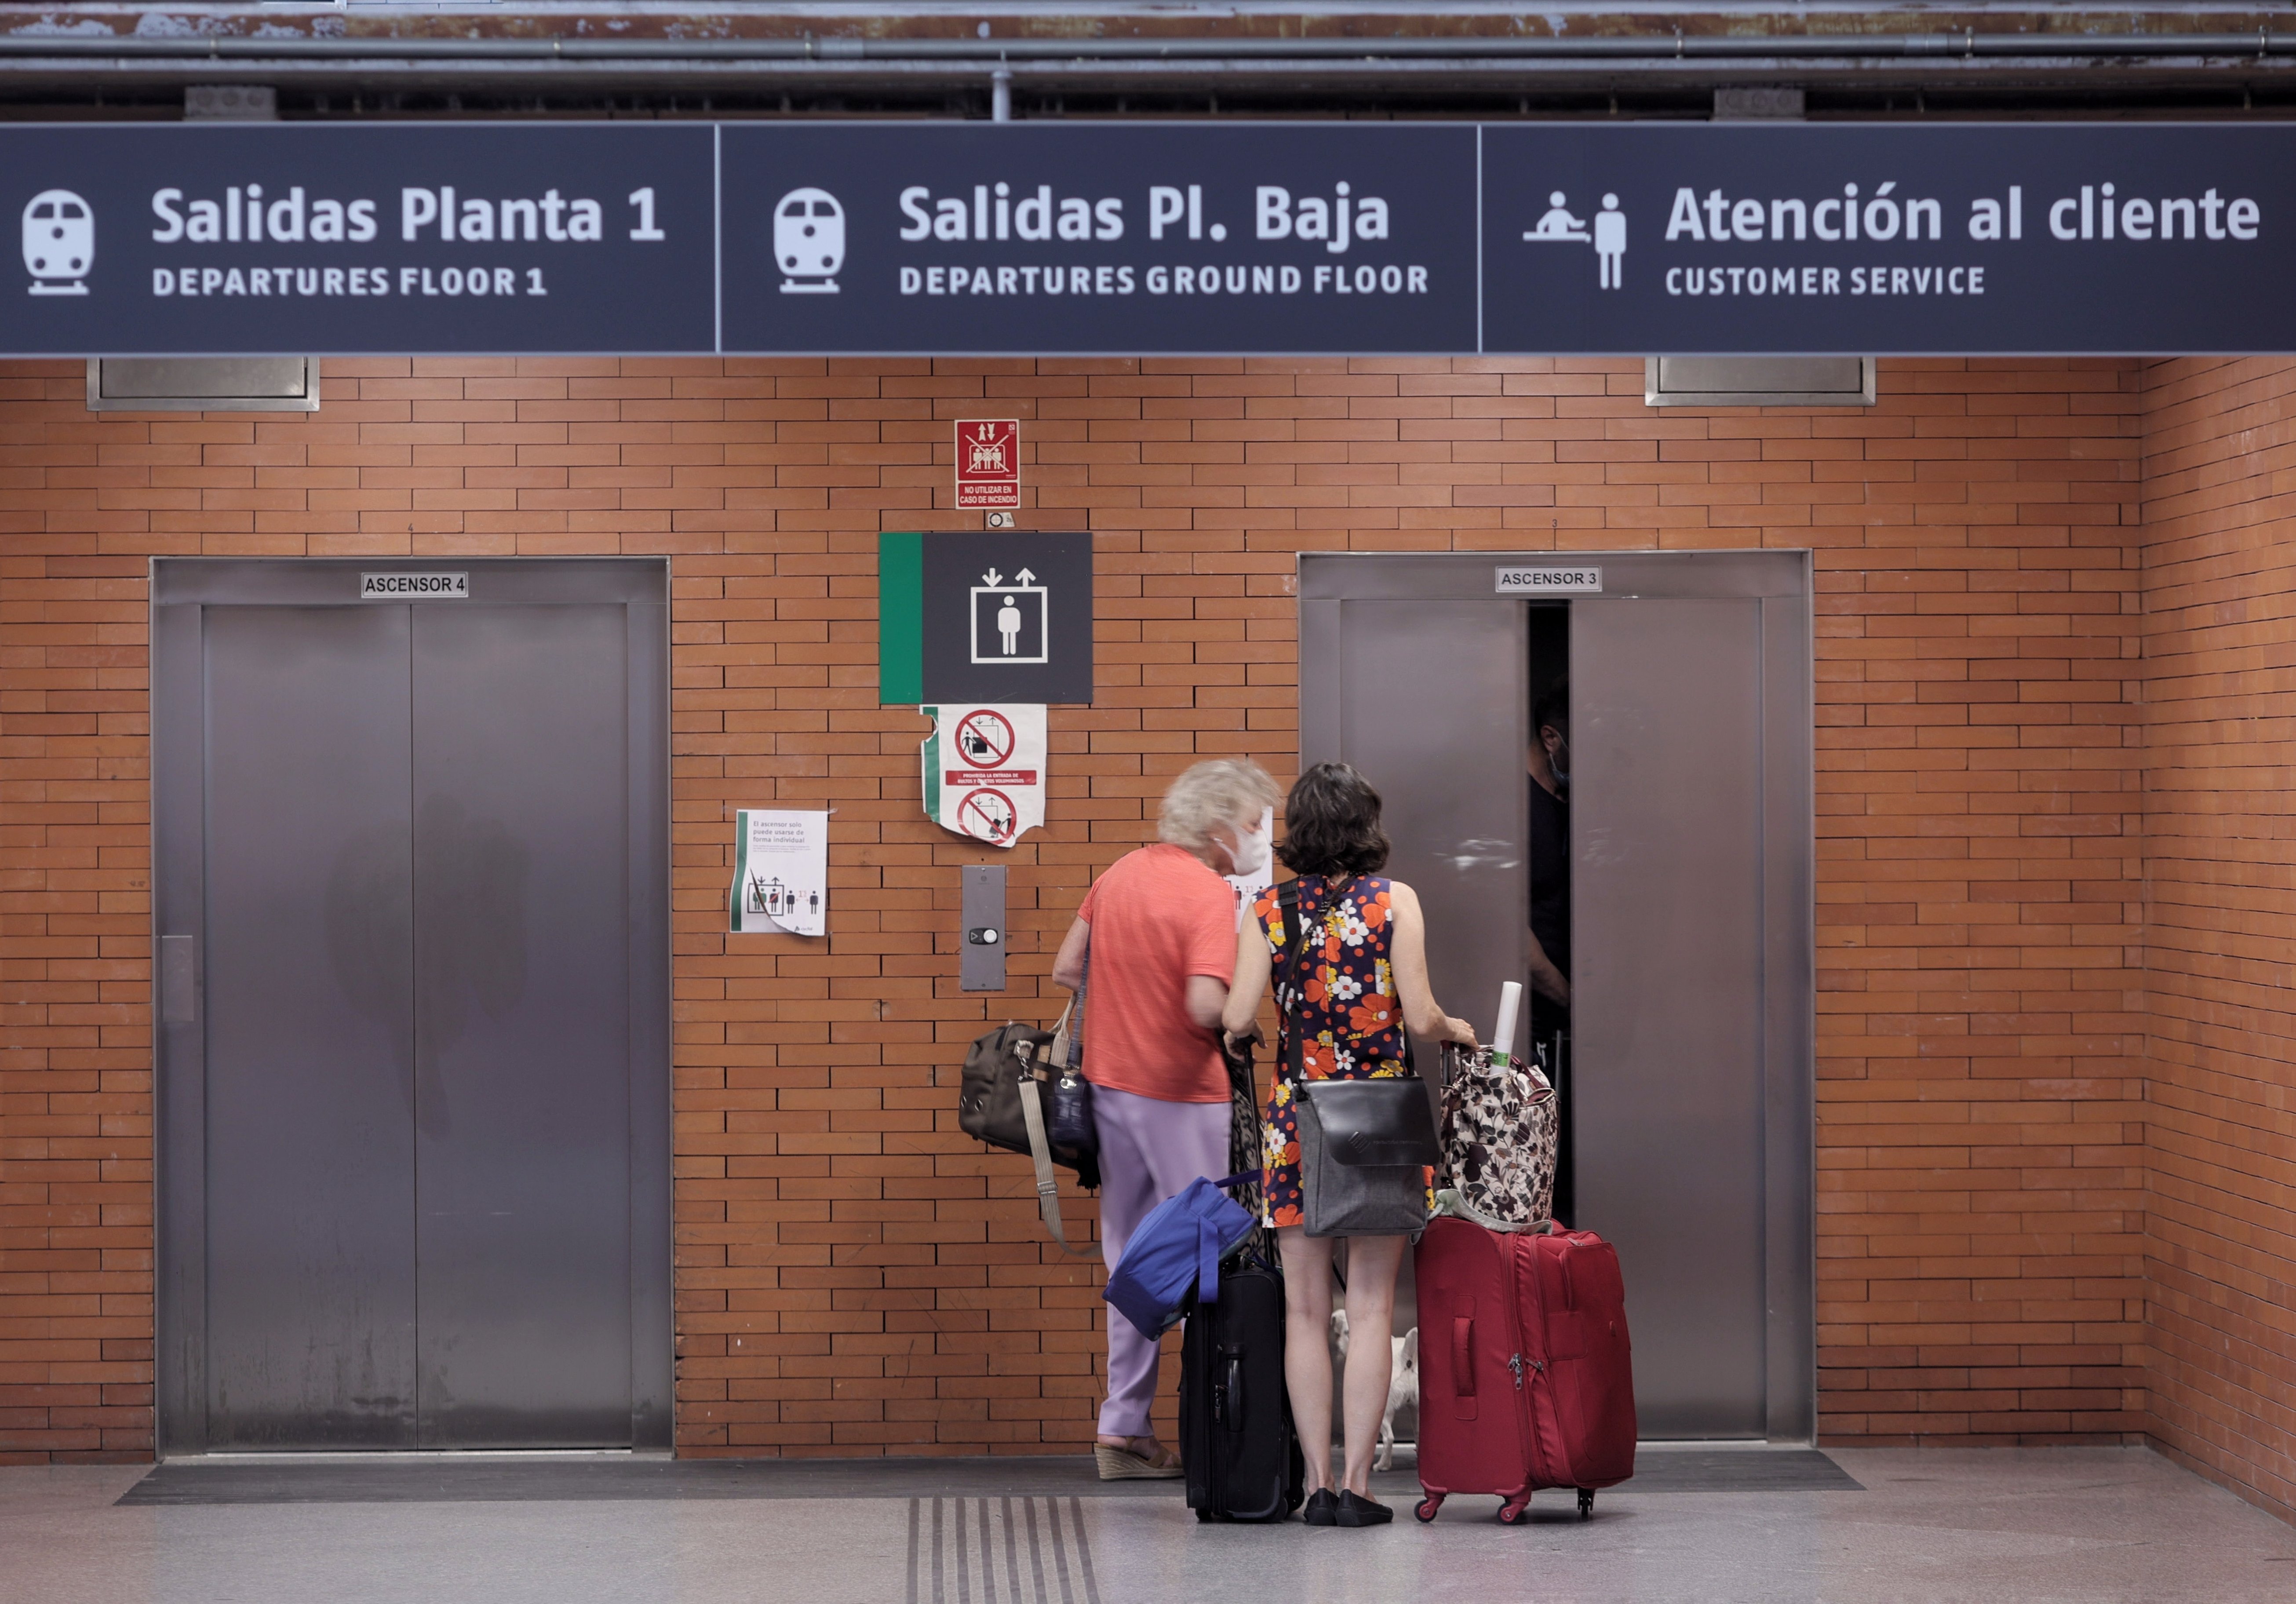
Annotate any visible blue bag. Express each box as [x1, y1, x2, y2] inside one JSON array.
[[1104, 1173, 1259, 1341]]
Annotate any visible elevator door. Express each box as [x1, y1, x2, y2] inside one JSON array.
[[153, 560, 671, 1453], [1300, 551, 1814, 1441], [1573, 597, 1768, 1437]]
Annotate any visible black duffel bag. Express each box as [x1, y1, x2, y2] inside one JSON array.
[[958, 1002, 1099, 1255]]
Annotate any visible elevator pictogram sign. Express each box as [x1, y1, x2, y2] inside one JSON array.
[[956, 419, 1020, 509], [877, 530, 1092, 705]]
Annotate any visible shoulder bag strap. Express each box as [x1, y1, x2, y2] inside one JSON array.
[[1047, 927, 1087, 1070], [1015, 1040, 1097, 1258], [1276, 880, 1314, 1083]]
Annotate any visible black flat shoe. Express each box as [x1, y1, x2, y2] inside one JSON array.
[[1302, 1488, 1339, 1526], [1334, 1491, 1393, 1527]]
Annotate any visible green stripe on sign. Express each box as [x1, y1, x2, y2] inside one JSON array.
[[920, 707, 942, 826], [878, 530, 924, 704]]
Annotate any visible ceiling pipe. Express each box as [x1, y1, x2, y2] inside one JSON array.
[[0, 31, 2294, 64]]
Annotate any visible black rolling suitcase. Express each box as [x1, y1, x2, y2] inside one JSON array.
[[1179, 1255, 1306, 1523]]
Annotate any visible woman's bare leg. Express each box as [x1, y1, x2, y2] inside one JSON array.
[[1337, 1233, 1406, 1498], [1276, 1227, 1336, 1493]]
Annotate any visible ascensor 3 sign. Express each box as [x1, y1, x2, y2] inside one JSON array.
[[4, 120, 2295, 356]]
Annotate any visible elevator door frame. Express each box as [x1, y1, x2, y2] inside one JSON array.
[[150, 557, 673, 1456], [1298, 548, 1815, 1443]]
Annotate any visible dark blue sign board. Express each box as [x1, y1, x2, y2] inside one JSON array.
[[718, 123, 1478, 355], [2, 121, 2291, 356], [912, 532, 1094, 706], [1480, 124, 2289, 356], [1, 124, 714, 356]]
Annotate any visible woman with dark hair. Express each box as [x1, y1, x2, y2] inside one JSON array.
[[1220, 762, 1477, 1527]]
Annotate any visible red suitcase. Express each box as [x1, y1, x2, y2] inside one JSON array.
[[1412, 1215, 1636, 1523]]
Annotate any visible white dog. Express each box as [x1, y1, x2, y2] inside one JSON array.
[[1330, 1310, 1420, 1471]]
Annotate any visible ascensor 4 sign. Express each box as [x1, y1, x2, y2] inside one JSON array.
[[3, 121, 2294, 355]]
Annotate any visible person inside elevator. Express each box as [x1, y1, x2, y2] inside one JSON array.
[[1051, 757, 1282, 1481], [1527, 678, 1571, 1039], [1222, 762, 1479, 1527]]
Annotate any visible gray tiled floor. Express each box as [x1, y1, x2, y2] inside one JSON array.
[[4, 1446, 2292, 1604]]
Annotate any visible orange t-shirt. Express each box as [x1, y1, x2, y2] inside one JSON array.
[[1076, 843, 1239, 1104]]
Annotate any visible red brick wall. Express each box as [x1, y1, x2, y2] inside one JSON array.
[[0, 356, 2154, 1465], [2139, 356, 2296, 1524]]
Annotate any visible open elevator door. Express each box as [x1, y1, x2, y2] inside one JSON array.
[[1299, 550, 1813, 1441]]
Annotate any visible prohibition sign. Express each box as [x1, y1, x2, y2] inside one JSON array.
[[956, 787, 1020, 845], [953, 708, 1016, 770]]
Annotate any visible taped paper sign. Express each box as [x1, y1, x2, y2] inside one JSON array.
[[922, 703, 1046, 848], [729, 809, 828, 937]]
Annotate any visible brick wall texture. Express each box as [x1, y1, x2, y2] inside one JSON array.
[[0, 354, 2285, 1523]]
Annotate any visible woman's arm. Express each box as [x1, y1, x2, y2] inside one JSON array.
[[1221, 911, 1273, 1040], [1527, 931, 1571, 1006], [1051, 917, 1090, 991], [1387, 882, 1479, 1047]]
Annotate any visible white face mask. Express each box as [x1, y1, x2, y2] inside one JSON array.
[[1226, 822, 1271, 878]]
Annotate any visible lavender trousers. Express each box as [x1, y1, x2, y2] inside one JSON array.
[[1092, 1083, 1232, 1439]]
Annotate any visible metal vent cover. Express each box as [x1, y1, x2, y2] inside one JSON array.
[[1644, 357, 1876, 409], [87, 357, 321, 413]]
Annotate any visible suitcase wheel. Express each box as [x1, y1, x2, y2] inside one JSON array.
[[1576, 1487, 1594, 1520], [1195, 1508, 1217, 1524], [1497, 1496, 1532, 1525], [1413, 1496, 1442, 1524]]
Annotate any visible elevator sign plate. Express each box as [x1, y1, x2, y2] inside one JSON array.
[[360, 571, 469, 598], [1496, 566, 1603, 594]]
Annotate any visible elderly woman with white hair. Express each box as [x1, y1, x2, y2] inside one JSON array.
[[1052, 756, 1281, 1480]]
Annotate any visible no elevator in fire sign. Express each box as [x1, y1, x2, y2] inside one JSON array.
[[956, 420, 1020, 509]]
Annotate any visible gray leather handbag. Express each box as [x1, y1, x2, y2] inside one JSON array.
[[1276, 880, 1443, 1238], [1295, 1075, 1441, 1237]]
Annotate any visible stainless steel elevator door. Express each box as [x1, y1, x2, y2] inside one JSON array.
[[1299, 550, 1815, 1444], [156, 561, 671, 1454], [411, 606, 631, 1447], [202, 607, 419, 1447], [1322, 599, 1528, 1029], [1574, 597, 1768, 1437]]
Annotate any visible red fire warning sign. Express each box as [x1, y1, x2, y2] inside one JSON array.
[[955, 419, 1020, 509]]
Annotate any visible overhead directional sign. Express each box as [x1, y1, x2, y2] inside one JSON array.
[[3, 120, 2294, 355], [718, 121, 1476, 354], [0, 122, 712, 355], [1478, 123, 2292, 356]]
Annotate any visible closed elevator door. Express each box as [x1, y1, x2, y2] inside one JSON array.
[[1300, 551, 1813, 1441], [153, 560, 671, 1453]]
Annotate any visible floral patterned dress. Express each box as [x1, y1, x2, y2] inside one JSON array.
[[1256, 874, 1413, 1229]]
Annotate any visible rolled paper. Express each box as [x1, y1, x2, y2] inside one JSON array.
[[1492, 980, 1523, 1066]]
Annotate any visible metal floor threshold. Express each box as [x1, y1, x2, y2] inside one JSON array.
[[116, 1449, 1859, 1506]]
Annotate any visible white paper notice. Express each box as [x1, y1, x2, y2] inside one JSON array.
[[729, 809, 828, 937], [921, 703, 1047, 848]]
